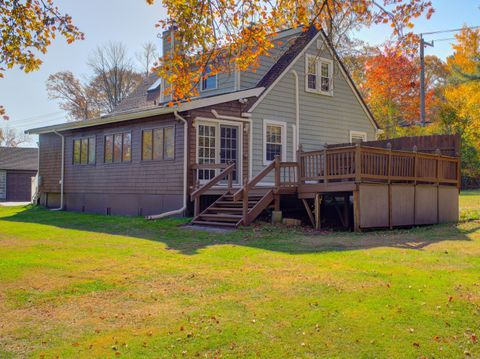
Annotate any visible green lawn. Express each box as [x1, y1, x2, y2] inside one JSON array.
[[0, 191, 479, 358]]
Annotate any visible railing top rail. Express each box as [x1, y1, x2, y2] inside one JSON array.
[[279, 162, 298, 167], [191, 162, 235, 200], [233, 159, 277, 201], [359, 144, 460, 160]]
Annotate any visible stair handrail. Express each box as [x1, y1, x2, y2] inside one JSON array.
[[233, 157, 278, 201], [190, 162, 236, 201]]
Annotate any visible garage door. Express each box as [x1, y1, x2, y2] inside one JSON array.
[[6, 171, 33, 202]]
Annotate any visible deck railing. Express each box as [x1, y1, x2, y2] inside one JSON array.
[[298, 144, 460, 187]]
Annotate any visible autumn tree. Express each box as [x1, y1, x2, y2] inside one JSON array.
[[360, 47, 420, 137], [147, 0, 434, 102], [46, 71, 101, 121], [136, 42, 159, 77], [441, 27, 480, 180], [0, 127, 28, 147], [0, 0, 82, 119], [47, 42, 143, 120]]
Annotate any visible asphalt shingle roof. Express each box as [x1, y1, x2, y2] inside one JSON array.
[[0, 147, 38, 171]]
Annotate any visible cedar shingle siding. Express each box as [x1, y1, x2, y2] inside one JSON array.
[[39, 115, 185, 216]]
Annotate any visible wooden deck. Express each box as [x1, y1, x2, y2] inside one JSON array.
[[190, 143, 461, 229]]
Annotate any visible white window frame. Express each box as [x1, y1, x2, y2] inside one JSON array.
[[349, 130, 367, 143], [305, 54, 333, 96], [194, 118, 243, 185], [200, 67, 218, 92], [263, 119, 287, 165]]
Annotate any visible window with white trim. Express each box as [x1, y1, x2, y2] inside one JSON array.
[[263, 120, 286, 163], [305, 54, 333, 95], [201, 66, 217, 91], [350, 131, 367, 143]]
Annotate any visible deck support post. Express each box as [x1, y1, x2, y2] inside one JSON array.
[[314, 194, 322, 230], [302, 199, 315, 227], [243, 180, 249, 225], [194, 198, 200, 217], [353, 189, 361, 232], [343, 193, 350, 228]]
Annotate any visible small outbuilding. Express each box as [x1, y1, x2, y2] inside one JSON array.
[[0, 147, 38, 202]]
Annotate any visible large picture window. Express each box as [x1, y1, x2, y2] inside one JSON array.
[[142, 126, 175, 161], [263, 120, 286, 164], [73, 136, 96, 165], [104, 132, 131, 163], [305, 54, 333, 95]]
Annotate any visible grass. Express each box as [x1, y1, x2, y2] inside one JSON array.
[[0, 191, 479, 358]]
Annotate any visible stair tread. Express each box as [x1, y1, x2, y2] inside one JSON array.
[[191, 220, 238, 227], [207, 207, 243, 212], [198, 213, 243, 219]]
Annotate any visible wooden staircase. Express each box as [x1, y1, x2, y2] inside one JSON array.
[[190, 156, 297, 228], [192, 192, 272, 227]]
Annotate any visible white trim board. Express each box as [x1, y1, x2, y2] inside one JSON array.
[[349, 130, 367, 143]]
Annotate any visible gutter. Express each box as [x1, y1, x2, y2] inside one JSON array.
[[51, 131, 65, 211], [291, 70, 300, 158], [146, 110, 188, 219]]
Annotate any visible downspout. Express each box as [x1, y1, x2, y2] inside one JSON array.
[[291, 70, 300, 158], [146, 110, 188, 219], [51, 131, 65, 211]]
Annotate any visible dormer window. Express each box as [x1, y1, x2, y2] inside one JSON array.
[[201, 66, 217, 91], [147, 78, 162, 92], [305, 54, 333, 95]]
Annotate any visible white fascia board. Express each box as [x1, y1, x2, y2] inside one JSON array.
[[26, 87, 264, 135]]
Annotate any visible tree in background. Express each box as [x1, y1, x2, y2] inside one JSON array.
[[147, 0, 434, 102], [47, 42, 143, 120], [46, 71, 101, 121], [136, 42, 159, 77], [441, 27, 480, 181], [360, 47, 420, 138], [0, 127, 28, 147], [0, 0, 82, 119]]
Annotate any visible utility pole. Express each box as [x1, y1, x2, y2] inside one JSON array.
[[419, 34, 434, 127]]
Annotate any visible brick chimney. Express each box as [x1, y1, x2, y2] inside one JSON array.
[[162, 25, 177, 57]]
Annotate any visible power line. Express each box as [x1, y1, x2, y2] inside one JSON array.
[[420, 25, 480, 37], [12, 111, 64, 122], [431, 37, 457, 43]]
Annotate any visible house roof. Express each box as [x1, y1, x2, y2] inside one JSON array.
[[0, 147, 38, 171], [110, 73, 161, 115], [257, 26, 318, 90], [26, 87, 264, 134]]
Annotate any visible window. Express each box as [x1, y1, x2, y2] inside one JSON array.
[[104, 132, 132, 163], [350, 131, 367, 143], [201, 66, 217, 91], [142, 126, 175, 161], [263, 120, 286, 164], [305, 54, 333, 95], [73, 137, 95, 165]]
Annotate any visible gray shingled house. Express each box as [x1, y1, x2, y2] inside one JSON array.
[[30, 26, 438, 229], [0, 147, 38, 202]]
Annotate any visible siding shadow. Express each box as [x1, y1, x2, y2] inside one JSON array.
[[1, 207, 474, 256]]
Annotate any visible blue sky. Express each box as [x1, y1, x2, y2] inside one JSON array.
[[1, 0, 479, 146]]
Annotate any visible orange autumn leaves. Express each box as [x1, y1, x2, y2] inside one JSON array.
[[1, 0, 83, 119], [361, 47, 425, 135], [145, 0, 435, 104]]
